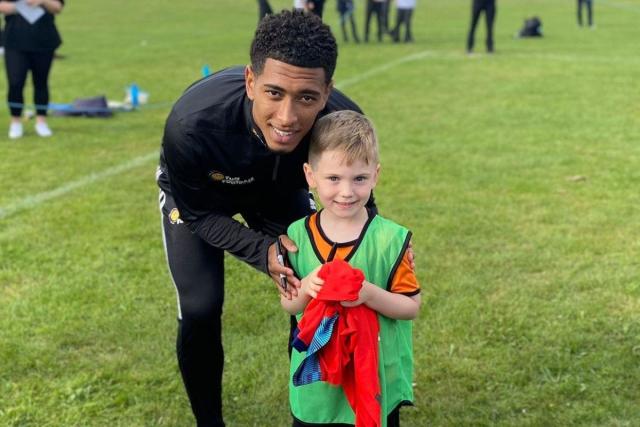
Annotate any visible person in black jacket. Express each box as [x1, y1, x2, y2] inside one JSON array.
[[466, 0, 496, 54], [0, 0, 64, 139], [158, 10, 364, 426]]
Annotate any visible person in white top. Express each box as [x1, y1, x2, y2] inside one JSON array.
[[390, 0, 416, 43]]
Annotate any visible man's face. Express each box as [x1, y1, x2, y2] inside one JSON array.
[[245, 59, 332, 153]]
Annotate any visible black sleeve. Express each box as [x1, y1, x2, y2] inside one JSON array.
[[188, 215, 275, 274], [162, 113, 274, 273]]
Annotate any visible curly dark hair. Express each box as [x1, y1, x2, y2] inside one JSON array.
[[250, 10, 337, 84]]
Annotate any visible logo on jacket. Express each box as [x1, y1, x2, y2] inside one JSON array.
[[169, 208, 183, 224], [209, 171, 225, 182], [209, 170, 255, 185]]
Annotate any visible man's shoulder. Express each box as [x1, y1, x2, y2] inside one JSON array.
[[324, 87, 363, 115], [169, 66, 247, 129]]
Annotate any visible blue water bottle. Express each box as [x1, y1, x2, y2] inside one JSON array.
[[202, 65, 211, 77], [130, 83, 139, 108]]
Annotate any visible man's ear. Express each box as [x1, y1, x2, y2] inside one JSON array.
[[322, 80, 334, 106], [303, 163, 316, 188], [245, 65, 256, 101]]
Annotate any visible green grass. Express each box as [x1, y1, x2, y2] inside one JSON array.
[[1, 0, 639, 425]]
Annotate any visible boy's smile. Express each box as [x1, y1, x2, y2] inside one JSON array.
[[304, 149, 379, 224]]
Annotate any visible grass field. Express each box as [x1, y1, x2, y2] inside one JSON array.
[[1, 0, 639, 425]]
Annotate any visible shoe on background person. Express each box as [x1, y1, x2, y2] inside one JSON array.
[[35, 120, 53, 137], [9, 121, 23, 139]]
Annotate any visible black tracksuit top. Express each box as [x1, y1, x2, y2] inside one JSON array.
[[158, 66, 362, 272]]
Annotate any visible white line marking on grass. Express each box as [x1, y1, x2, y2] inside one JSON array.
[[0, 151, 159, 220], [335, 50, 451, 90], [3, 46, 628, 221], [599, 0, 640, 13]]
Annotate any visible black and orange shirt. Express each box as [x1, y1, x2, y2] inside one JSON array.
[[305, 210, 420, 296]]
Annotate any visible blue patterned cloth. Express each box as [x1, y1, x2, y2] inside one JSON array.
[[292, 314, 339, 386]]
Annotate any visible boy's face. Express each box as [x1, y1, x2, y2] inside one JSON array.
[[304, 150, 379, 221], [245, 59, 332, 154]]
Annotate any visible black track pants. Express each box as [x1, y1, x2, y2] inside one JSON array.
[[159, 188, 315, 426], [4, 49, 54, 117], [466, 0, 496, 52]]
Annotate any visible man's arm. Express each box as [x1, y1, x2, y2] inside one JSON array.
[[188, 213, 274, 273]]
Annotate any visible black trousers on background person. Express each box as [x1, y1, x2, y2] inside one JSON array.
[[466, 0, 496, 53], [391, 9, 414, 43], [4, 49, 54, 117], [365, 0, 384, 42], [257, 0, 272, 20], [577, 0, 593, 26], [308, 0, 326, 18]]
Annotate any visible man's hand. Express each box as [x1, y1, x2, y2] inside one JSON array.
[[268, 235, 301, 300]]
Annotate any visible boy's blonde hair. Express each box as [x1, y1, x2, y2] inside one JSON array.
[[309, 110, 379, 166]]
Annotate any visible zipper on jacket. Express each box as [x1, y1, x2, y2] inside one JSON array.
[[272, 155, 281, 181]]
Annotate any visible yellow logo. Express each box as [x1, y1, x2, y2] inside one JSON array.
[[169, 208, 181, 224], [210, 171, 225, 182]]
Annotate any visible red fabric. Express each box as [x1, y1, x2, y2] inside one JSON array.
[[297, 259, 381, 427]]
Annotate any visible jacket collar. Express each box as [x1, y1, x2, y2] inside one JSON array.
[[243, 95, 267, 148]]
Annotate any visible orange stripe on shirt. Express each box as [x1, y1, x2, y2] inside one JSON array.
[[307, 212, 420, 295]]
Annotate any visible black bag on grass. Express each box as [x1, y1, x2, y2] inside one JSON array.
[[518, 17, 543, 37]]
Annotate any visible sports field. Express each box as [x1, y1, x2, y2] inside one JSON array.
[[1, 0, 639, 425]]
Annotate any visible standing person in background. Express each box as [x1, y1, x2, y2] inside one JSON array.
[[338, 0, 360, 43], [381, 0, 391, 34], [0, 0, 64, 139], [577, 0, 594, 28], [294, 0, 306, 12], [466, 0, 496, 54], [307, 0, 326, 18], [257, 0, 272, 20], [390, 0, 416, 43], [364, 0, 385, 42]]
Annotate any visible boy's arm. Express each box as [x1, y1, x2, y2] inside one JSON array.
[[280, 265, 324, 315], [342, 281, 421, 320]]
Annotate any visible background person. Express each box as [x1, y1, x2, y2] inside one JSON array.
[[307, 0, 326, 18], [466, 0, 496, 54], [577, 0, 594, 27], [0, 0, 64, 139], [364, 0, 385, 42], [257, 0, 272, 20], [338, 0, 360, 43], [390, 0, 416, 43], [157, 10, 365, 426]]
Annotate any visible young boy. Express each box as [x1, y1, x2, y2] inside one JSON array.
[[282, 110, 421, 427]]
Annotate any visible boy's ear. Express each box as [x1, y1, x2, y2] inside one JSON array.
[[372, 163, 381, 187], [303, 163, 316, 188]]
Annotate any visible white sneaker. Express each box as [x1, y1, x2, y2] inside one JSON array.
[[9, 122, 23, 139], [35, 122, 53, 137]]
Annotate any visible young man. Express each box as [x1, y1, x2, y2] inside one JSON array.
[[282, 111, 421, 426], [158, 10, 363, 427]]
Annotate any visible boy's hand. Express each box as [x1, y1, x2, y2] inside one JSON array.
[[341, 281, 372, 307], [268, 235, 301, 300], [301, 265, 324, 299]]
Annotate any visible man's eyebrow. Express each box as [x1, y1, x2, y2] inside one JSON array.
[[263, 84, 322, 97]]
